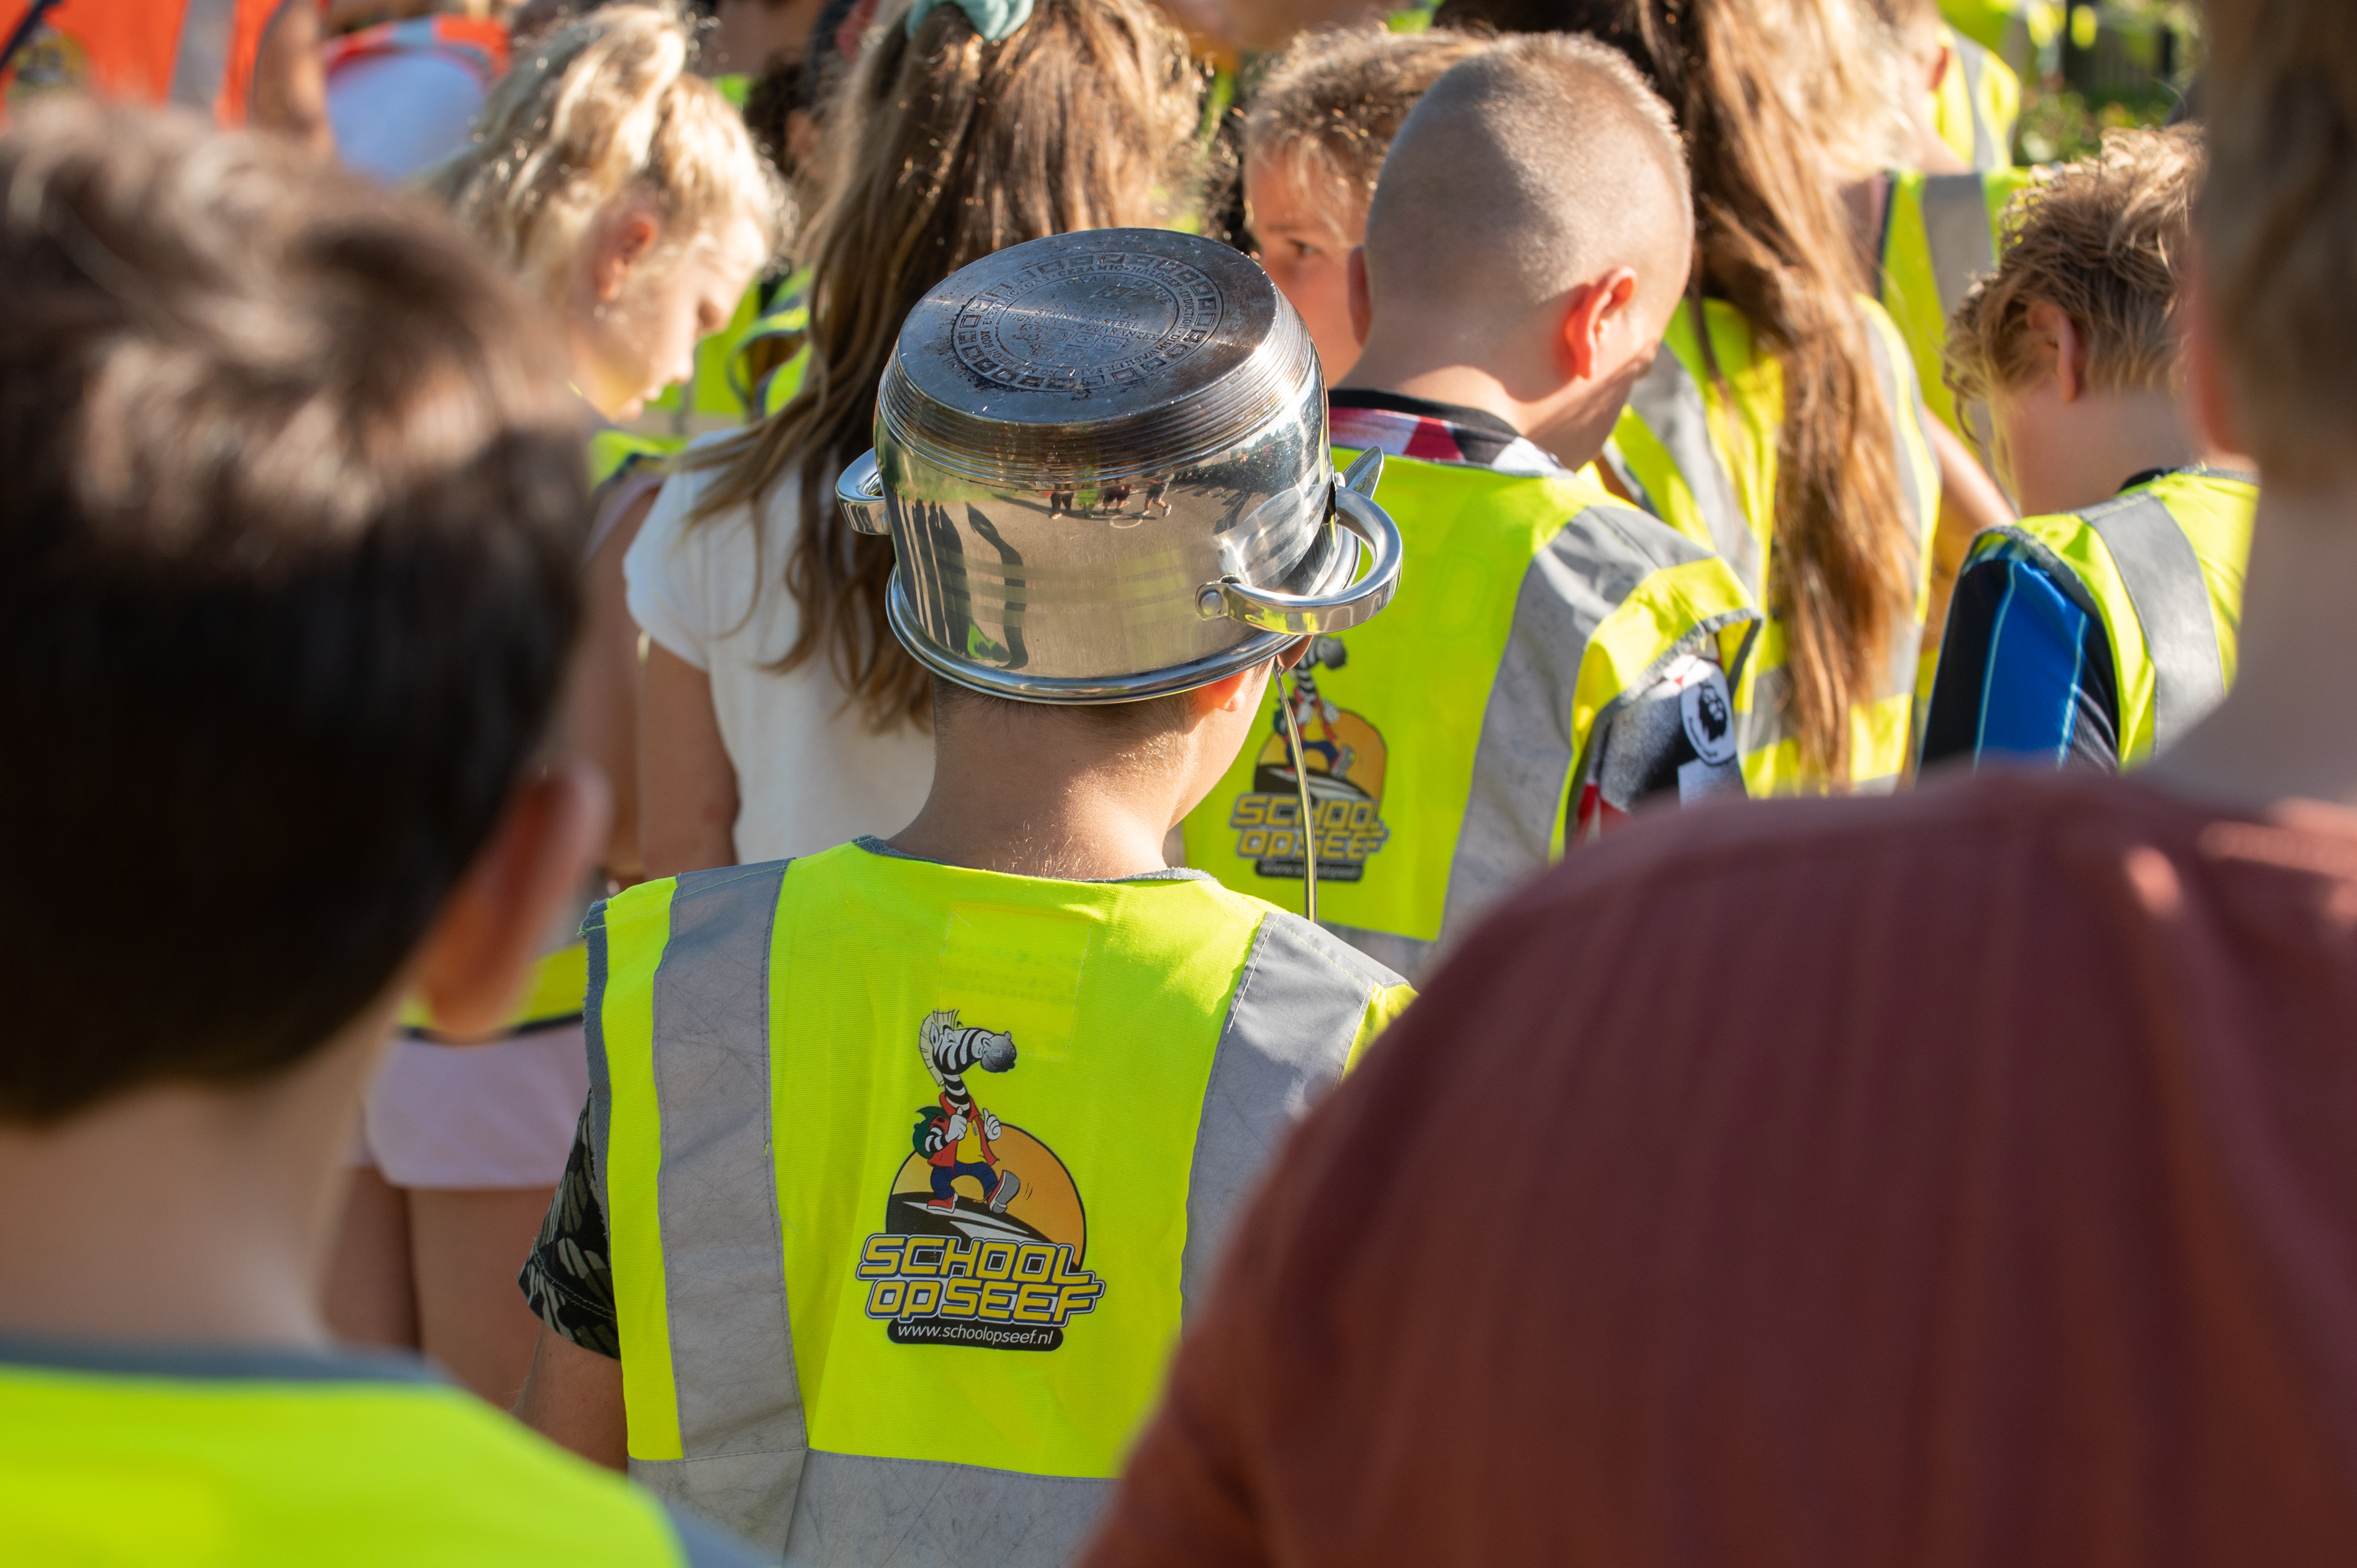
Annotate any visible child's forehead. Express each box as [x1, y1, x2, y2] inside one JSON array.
[[1243, 151, 1358, 228]]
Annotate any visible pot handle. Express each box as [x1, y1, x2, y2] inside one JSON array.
[[1195, 476, 1403, 636], [836, 449, 889, 536]]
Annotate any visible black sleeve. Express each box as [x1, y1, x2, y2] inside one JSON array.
[[518, 1101, 621, 1359]]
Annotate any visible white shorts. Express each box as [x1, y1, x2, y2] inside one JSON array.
[[352, 1027, 590, 1190]]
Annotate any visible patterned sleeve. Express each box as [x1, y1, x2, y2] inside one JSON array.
[[1920, 542, 2121, 775], [1572, 638, 1745, 841], [518, 1103, 621, 1359]]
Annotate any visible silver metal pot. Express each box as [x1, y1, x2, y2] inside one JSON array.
[[836, 229, 1400, 702]]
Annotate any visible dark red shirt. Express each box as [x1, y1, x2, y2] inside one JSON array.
[[1085, 772, 2357, 1567]]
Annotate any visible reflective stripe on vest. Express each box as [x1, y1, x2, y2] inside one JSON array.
[[0, 1359, 708, 1565], [1968, 470, 2257, 763], [1615, 299, 1941, 793], [1, 0, 262, 118], [591, 849, 1410, 1558], [1881, 168, 2032, 443], [1180, 453, 1758, 981]]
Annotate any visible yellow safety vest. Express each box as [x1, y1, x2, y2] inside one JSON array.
[[1180, 453, 1759, 980], [1610, 296, 1942, 793], [1880, 166, 2036, 443], [594, 842, 1412, 1556], [1934, 26, 2020, 172], [0, 1351, 737, 1565], [1954, 468, 2257, 766]]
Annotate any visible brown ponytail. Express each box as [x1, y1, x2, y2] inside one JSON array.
[[684, 0, 1205, 732], [1439, 0, 1916, 782]]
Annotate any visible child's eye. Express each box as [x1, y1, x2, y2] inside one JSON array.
[[1291, 240, 1321, 261]]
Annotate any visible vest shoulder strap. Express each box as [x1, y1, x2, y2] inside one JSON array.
[[1620, 345, 1760, 593], [2077, 490, 2228, 749]]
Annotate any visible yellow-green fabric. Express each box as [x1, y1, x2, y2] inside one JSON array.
[[1881, 166, 2036, 439], [1968, 469, 2256, 766], [1387, 0, 1440, 30], [0, 1361, 698, 1566], [1934, 26, 2020, 171], [743, 267, 812, 416], [590, 428, 681, 492], [1942, 0, 2063, 59], [594, 845, 1409, 1551], [1611, 296, 1942, 794], [1182, 453, 1755, 973]]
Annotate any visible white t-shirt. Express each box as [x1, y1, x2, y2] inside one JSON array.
[[625, 449, 935, 863]]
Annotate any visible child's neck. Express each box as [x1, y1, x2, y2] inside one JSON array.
[[2150, 479, 2357, 812], [888, 726, 1191, 882], [1339, 337, 1606, 473], [0, 1018, 389, 1348]]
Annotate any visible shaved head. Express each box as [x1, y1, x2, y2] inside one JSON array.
[[1364, 33, 1693, 330]]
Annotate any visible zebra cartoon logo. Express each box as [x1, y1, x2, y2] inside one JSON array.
[[856, 1009, 1105, 1351]]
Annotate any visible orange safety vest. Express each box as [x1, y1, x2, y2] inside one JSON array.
[[319, 12, 506, 85], [1, 0, 295, 125]]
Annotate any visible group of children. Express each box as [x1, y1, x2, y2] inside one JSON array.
[[0, 0, 2270, 1564]]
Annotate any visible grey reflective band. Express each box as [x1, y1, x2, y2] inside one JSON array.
[[627, 862, 809, 1547], [608, 866, 1392, 1560], [2083, 492, 2228, 748], [781, 1452, 1110, 1567], [1181, 914, 1387, 1310], [1955, 37, 1998, 169], [1319, 921, 1431, 984], [1438, 504, 1719, 953], [1624, 347, 1761, 594], [1920, 174, 1999, 327], [168, 0, 243, 112]]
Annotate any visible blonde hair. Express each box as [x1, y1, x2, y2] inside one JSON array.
[[2199, 0, 2357, 488], [431, 4, 788, 309], [688, 0, 1204, 733], [1365, 33, 1691, 317], [1947, 128, 2203, 408], [1243, 26, 1493, 229]]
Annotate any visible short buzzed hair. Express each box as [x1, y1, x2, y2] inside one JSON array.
[[2200, 0, 2357, 486], [1947, 127, 2203, 406], [1364, 33, 1692, 322]]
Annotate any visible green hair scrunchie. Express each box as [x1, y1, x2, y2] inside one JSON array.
[[905, 0, 1034, 42]]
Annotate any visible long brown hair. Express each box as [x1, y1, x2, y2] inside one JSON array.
[[687, 0, 1205, 731], [1440, 0, 1915, 782]]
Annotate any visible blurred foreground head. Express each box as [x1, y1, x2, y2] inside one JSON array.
[[2198, 0, 2357, 488], [0, 102, 586, 1123]]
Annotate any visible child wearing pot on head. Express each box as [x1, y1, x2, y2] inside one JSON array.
[[0, 98, 765, 1567], [513, 223, 1416, 1561], [1180, 34, 1761, 983], [321, 1, 789, 1412], [1919, 127, 2254, 775]]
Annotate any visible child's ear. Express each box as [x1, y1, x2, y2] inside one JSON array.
[[594, 209, 664, 302], [2024, 300, 2087, 402], [1557, 268, 1641, 383], [413, 762, 610, 1041]]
